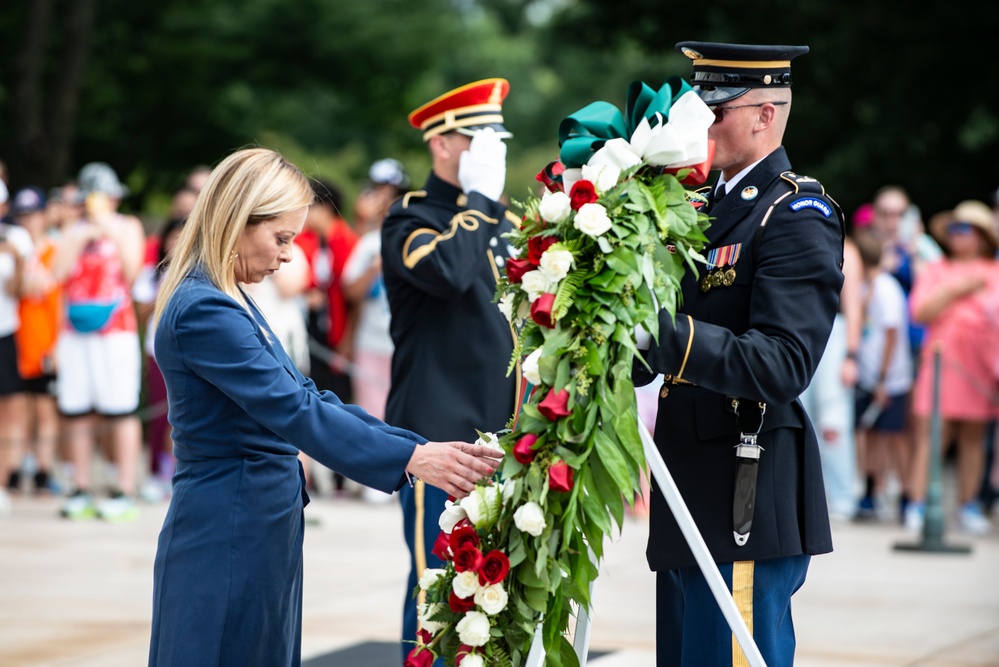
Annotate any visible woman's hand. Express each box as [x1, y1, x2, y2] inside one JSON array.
[[406, 441, 504, 498]]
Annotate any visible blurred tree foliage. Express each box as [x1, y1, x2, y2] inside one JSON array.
[[1, 0, 997, 223]]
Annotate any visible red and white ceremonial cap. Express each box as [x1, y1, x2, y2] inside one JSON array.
[[408, 78, 511, 141]]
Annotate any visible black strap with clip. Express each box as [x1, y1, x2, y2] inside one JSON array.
[[729, 397, 766, 546]]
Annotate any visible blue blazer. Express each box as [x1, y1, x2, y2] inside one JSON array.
[[148, 269, 425, 667]]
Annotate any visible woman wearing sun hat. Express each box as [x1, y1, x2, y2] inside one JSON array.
[[907, 200, 999, 535]]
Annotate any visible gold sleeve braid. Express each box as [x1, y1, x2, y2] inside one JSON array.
[[401, 209, 500, 269]]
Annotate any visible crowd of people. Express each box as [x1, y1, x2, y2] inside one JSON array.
[[2, 167, 998, 544], [0, 155, 413, 520], [802, 185, 999, 535]]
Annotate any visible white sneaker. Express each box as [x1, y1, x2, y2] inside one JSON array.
[[61, 491, 97, 520], [0, 488, 11, 515], [97, 494, 139, 523], [904, 502, 925, 533], [958, 503, 991, 536]]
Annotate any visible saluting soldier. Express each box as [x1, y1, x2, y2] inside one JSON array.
[[381, 79, 522, 663], [635, 42, 845, 666]]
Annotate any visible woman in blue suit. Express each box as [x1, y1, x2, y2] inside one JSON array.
[[147, 148, 500, 667]]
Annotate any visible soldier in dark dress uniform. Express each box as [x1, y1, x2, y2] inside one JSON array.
[[635, 43, 845, 666], [381, 79, 522, 662]]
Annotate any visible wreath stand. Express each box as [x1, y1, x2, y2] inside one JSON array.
[[524, 423, 767, 667]]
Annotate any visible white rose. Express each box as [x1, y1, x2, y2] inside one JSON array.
[[582, 162, 622, 194], [573, 203, 613, 238], [502, 479, 517, 503], [419, 602, 446, 634], [452, 569, 481, 599], [474, 583, 509, 615], [497, 292, 516, 323], [473, 431, 503, 457], [455, 610, 492, 647], [438, 500, 467, 533], [419, 567, 446, 591], [463, 484, 500, 528], [513, 501, 547, 537], [520, 269, 550, 301], [460, 653, 485, 667], [516, 298, 531, 325], [539, 248, 573, 283], [522, 348, 542, 386], [538, 190, 572, 223]]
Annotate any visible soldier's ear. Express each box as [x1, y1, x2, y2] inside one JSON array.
[[755, 103, 779, 131], [427, 134, 449, 161]]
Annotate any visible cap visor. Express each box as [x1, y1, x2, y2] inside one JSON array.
[[694, 86, 752, 106]]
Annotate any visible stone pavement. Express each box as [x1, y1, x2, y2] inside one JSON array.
[[1, 493, 997, 667]]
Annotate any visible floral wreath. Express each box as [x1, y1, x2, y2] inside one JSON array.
[[406, 77, 715, 667]]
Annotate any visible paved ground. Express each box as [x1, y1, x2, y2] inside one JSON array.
[[1, 492, 997, 667]]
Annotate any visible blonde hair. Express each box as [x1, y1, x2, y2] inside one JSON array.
[[153, 148, 314, 325]]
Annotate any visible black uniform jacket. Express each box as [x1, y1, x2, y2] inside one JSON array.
[[381, 173, 520, 441], [637, 147, 844, 570]]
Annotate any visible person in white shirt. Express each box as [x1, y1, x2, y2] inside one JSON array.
[[853, 232, 914, 522]]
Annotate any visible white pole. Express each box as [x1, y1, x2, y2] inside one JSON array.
[[639, 422, 768, 667]]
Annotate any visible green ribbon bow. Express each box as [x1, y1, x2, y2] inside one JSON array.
[[558, 76, 695, 169]]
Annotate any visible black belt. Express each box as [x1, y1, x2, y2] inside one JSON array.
[[728, 397, 766, 546]]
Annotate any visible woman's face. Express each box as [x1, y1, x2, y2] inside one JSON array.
[[946, 222, 989, 260], [234, 207, 307, 284]]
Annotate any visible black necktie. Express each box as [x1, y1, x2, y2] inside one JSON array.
[[714, 185, 727, 205]]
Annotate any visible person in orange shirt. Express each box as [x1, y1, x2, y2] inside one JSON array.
[[11, 188, 62, 494]]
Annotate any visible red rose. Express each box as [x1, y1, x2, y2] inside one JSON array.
[[448, 523, 480, 553], [527, 235, 558, 265], [449, 589, 477, 613], [538, 388, 571, 420], [455, 644, 476, 666], [513, 433, 539, 464], [417, 628, 434, 646], [506, 257, 535, 284], [531, 293, 557, 329], [548, 461, 575, 492], [452, 544, 484, 573], [405, 646, 435, 667], [569, 179, 599, 210], [478, 549, 511, 585], [431, 530, 451, 561], [536, 160, 566, 193]]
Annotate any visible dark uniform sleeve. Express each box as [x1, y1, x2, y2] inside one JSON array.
[[382, 191, 515, 300], [645, 199, 844, 405]]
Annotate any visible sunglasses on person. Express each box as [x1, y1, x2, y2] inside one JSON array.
[[947, 221, 976, 236], [711, 101, 789, 123]]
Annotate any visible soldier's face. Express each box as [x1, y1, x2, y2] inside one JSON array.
[[707, 103, 757, 176]]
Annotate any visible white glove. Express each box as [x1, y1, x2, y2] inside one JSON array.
[[458, 128, 507, 201]]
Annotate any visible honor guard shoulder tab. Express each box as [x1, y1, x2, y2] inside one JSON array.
[[780, 171, 825, 196]]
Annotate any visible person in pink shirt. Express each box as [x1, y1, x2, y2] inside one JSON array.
[[908, 200, 999, 535], [51, 163, 146, 522]]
